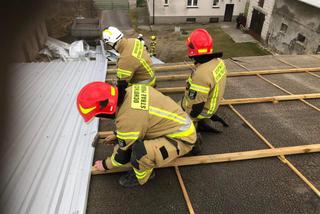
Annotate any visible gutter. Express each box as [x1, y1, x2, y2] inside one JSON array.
[[153, 0, 155, 24]]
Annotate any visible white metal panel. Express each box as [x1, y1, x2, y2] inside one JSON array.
[[151, 56, 165, 64], [298, 0, 320, 8], [0, 56, 107, 214]]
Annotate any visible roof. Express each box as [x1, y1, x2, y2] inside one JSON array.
[[151, 56, 165, 64], [297, 0, 320, 8], [0, 57, 107, 213], [89, 54, 320, 213]]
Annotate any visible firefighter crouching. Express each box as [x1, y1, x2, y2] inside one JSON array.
[[77, 82, 200, 187], [102, 26, 156, 87], [149, 35, 157, 57], [182, 28, 228, 133]]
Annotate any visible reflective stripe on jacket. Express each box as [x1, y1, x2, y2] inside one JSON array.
[[182, 58, 227, 120], [116, 85, 196, 151], [116, 38, 156, 86]]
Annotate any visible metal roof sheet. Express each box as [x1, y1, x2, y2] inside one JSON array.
[[0, 56, 107, 213], [297, 0, 320, 8], [151, 56, 165, 64]]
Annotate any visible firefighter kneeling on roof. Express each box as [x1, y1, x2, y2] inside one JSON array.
[[102, 26, 156, 87], [182, 28, 229, 133], [77, 82, 200, 187]]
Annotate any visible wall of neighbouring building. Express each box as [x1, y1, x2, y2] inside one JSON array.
[[13, 20, 48, 62], [246, 0, 275, 40], [267, 0, 320, 54], [147, 0, 247, 24]]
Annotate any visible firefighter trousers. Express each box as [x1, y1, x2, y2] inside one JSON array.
[[106, 137, 194, 185]]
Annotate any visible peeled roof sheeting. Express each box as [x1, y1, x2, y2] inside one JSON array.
[[0, 59, 107, 214], [298, 0, 320, 8]]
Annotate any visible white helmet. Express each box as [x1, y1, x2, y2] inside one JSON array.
[[137, 34, 143, 39], [102, 26, 124, 47]]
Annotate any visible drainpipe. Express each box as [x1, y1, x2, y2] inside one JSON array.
[[153, 0, 155, 24]]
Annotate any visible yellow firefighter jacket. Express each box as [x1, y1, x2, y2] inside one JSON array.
[[114, 85, 196, 152], [182, 58, 227, 120], [116, 38, 156, 86]]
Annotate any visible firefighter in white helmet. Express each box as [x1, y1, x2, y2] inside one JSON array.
[[103, 26, 156, 87]]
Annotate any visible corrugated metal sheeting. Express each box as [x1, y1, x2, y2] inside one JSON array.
[[0, 56, 107, 213]]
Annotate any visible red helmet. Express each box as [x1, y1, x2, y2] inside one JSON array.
[[77, 82, 118, 122], [186, 28, 213, 57]]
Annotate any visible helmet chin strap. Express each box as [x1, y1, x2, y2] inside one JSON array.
[[105, 41, 118, 50], [113, 39, 122, 52], [112, 42, 117, 50]]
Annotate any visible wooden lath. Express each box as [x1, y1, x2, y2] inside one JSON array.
[[91, 144, 320, 175], [101, 58, 320, 210], [229, 105, 320, 198], [230, 59, 320, 112], [98, 93, 320, 139], [106, 66, 320, 82], [107, 63, 194, 74]]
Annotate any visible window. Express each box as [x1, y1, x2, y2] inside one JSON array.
[[297, 33, 306, 43], [213, 0, 220, 7], [280, 23, 288, 33], [164, 0, 169, 6], [316, 45, 320, 54], [209, 17, 219, 23], [186, 18, 196, 23], [187, 0, 198, 7], [258, 0, 264, 8]]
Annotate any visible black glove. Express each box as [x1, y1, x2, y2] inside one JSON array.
[[190, 102, 205, 118]]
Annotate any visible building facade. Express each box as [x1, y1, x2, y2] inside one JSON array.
[[147, 0, 247, 24], [246, 0, 275, 40], [267, 0, 320, 54], [246, 0, 320, 54]]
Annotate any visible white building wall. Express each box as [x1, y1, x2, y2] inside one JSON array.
[[147, 0, 247, 24], [267, 0, 320, 54], [247, 0, 275, 40]]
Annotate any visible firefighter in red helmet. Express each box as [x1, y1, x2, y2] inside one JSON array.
[[77, 82, 198, 187], [181, 28, 228, 135]]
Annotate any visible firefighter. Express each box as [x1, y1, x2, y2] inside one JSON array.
[[77, 82, 199, 187], [181, 28, 228, 132], [102, 26, 156, 87], [137, 34, 145, 46], [149, 35, 157, 57]]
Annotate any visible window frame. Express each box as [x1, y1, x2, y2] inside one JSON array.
[[297, 33, 306, 43], [212, 0, 220, 8], [186, 17, 197, 23], [316, 45, 320, 54], [258, 0, 265, 8], [187, 0, 198, 8], [280, 23, 288, 34], [209, 17, 219, 23]]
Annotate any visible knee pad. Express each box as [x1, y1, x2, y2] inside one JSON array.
[[114, 148, 132, 164], [130, 140, 147, 169]]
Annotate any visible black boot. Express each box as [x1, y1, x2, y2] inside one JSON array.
[[191, 133, 203, 155], [210, 114, 229, 127], [118, 170, 155, 188], [197, 119, 222, 133]]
